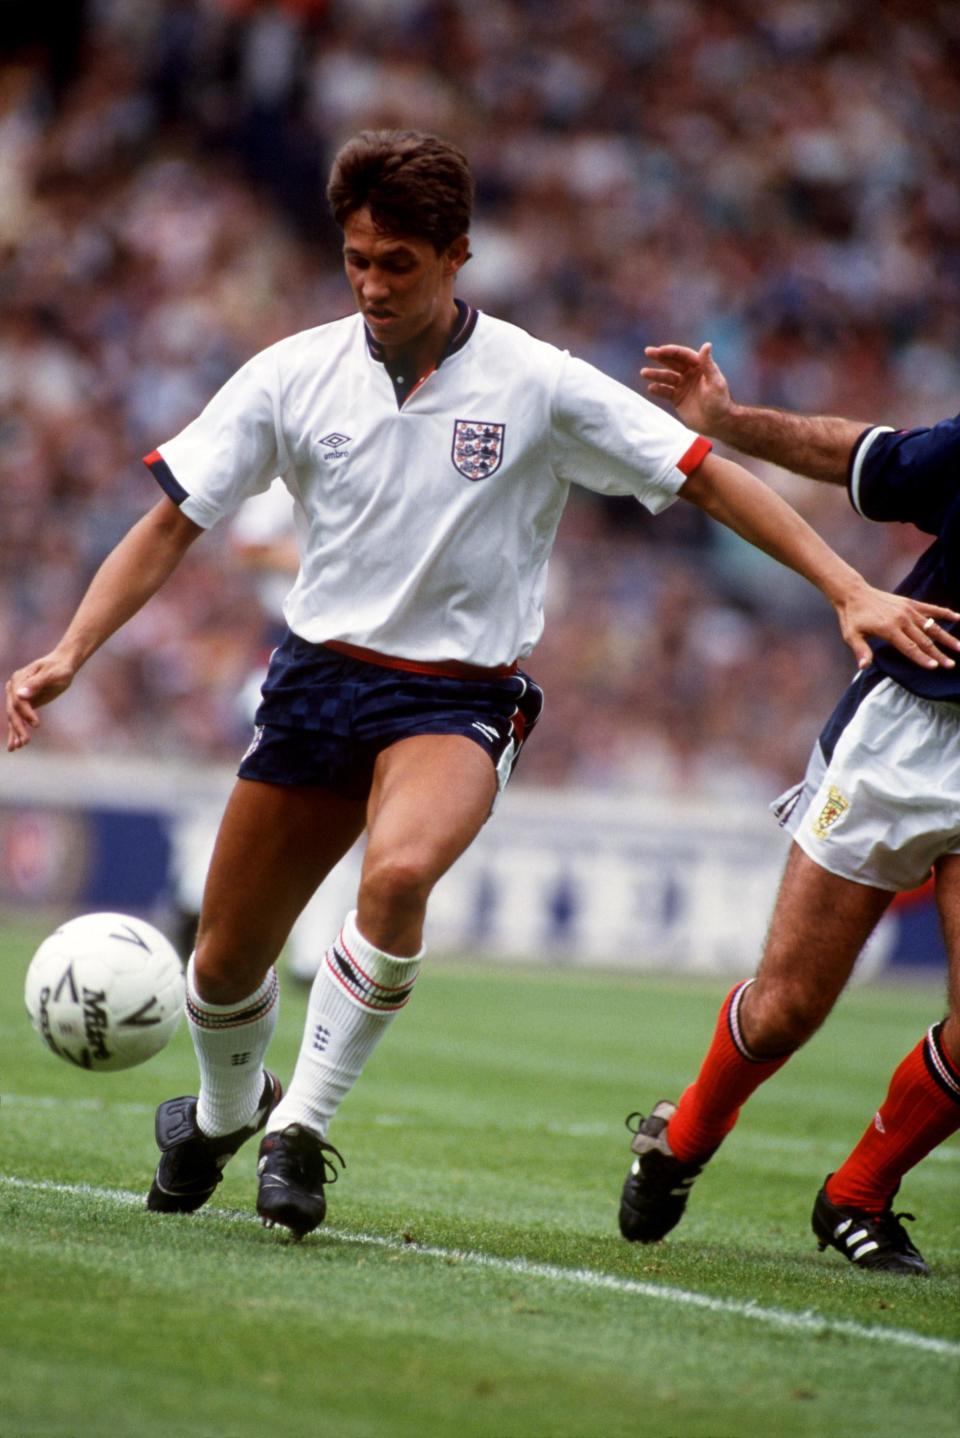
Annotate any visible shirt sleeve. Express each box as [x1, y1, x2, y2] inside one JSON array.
[[848, 415, 960, 536], [550, 353, 711, 512], [143, 345, 287, 529]]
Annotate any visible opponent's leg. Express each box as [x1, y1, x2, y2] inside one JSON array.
[[668, 848, 892, 1158], [620, 845, 891, 1243], [148, 779, 365, 1214], [257, 734, 497, 1236], [813, 855, 960, 1273]]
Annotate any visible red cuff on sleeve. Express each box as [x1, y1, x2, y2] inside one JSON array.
[[677, 435, 712, 475]]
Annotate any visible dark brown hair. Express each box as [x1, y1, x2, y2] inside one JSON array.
[[327, 130, 473, 253]]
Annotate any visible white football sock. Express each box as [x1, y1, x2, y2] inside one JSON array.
[[186, 956, 280, 1137], [266, 910, 423, 1138]]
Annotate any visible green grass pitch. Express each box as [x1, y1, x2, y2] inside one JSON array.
[[1, 912, 957, 1438]]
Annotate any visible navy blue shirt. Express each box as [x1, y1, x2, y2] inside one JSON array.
[[847, 414, 960, 702]]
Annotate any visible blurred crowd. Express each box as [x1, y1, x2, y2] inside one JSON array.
[[2, 0, 958, 798]]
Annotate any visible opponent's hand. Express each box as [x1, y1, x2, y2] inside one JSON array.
[[640, 341, 731, 433], [834, 588, 960, 672], [5, 653, 77, 751]]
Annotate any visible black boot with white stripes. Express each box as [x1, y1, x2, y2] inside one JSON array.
[[811, 1178, 930, 1276]]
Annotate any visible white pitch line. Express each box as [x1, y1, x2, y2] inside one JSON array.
[[2, 1173, 957, 1360]]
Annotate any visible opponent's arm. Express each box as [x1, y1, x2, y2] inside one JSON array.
[[641, 342, 866, 483], [6, 498, 203, 751], [679, 451, 960, 670]]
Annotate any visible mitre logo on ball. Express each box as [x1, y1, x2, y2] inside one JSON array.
[[24, 912, 185, 1072]]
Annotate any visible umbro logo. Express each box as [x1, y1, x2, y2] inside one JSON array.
[[317, 431, 351, 461]]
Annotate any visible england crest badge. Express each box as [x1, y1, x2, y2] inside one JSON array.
[[452, 419, 505, 481]]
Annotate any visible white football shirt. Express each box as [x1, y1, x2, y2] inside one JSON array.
[[145, 305, 709, 667]]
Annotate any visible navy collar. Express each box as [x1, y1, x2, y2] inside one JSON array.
[[364, 299, 478, 407]]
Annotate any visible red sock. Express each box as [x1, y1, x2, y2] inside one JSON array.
[[667, 979, 792, 1163], [826, 1022, 960, 1214]]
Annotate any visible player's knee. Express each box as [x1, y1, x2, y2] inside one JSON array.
[[359, 849, 433, 918], [743, 981, 826, 1055]]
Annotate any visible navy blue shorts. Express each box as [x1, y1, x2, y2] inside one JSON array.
[[237, 631, 544, 798]]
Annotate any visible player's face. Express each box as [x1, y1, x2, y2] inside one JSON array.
[[343, 208, 468, 354]]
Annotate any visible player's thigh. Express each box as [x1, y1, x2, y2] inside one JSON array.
[[747, 843, 893, 1046], [362, 733, 497, 897], [198, 778, 366, 973], [932, 853, 960, 1063]]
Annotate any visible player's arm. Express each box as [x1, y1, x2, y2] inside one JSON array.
[[641, 342, 865, 483], [5, 497, 203, 752], [679, 450, 960, 670]]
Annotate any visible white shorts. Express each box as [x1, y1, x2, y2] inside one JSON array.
[[772, 676, 960, 892]]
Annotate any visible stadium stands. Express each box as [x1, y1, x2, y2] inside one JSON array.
[[2, 0, 958, 795]]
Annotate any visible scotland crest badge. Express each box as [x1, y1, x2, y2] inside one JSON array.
[[452, 419, 505, 481]]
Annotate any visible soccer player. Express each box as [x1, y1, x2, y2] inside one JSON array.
[[619, 339, 960, 1275], [6, 133, 958, 1242]]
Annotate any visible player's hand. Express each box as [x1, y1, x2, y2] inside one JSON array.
[[641, 341, 731, 433], [5, 653, 76, 751], [834, 588, 960, 672]]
